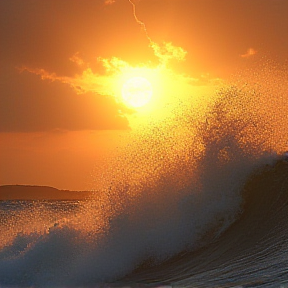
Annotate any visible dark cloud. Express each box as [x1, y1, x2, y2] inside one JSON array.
[[0, 69, 130, 132], [0, 0, 133, 132]]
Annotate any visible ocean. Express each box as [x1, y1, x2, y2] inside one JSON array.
[[1, 69, 288, 287], [1, 159, 288, 287]]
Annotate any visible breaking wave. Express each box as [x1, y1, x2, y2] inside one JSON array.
[[0, 62, 288, 287]]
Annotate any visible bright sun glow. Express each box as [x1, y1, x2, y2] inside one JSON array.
[[121, 76, 153, 108]]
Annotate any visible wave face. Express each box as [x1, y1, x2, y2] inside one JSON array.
[[1, 64, 288, 287], [124, 160, 288, 287]]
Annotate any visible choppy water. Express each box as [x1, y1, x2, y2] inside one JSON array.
[[1, 160, 288, 287]]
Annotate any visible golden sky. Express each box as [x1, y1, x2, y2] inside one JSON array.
[[1, 0, 287, 190]]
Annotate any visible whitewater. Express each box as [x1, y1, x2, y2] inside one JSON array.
[[1, 63, 288, 287]]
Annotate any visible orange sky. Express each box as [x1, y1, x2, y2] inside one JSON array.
[[1, 0, 288, 190]]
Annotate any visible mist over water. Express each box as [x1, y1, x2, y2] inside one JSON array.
[[0, 61, 288, 286]]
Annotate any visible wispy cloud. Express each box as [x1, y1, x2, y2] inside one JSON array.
[[241, 48, 257, 58], [104, 0, 116, 5]]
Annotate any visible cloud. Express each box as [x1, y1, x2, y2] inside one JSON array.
[[0, 0, 216, 134], [104, 0, 116, 5], [18, 66, 109, 96], [241, 48, 258, 58], [151, 42, 187, 66], [0, 69, 130, 133], [19, 43, 188, 107], [18, 55, 143, 97], [69, 53, 85, 67]]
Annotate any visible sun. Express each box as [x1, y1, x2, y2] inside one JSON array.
[[121, 77, 153, 108]]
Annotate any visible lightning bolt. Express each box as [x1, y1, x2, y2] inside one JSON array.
[[127, 0, 153, 45], [127, 0, 187, 66]]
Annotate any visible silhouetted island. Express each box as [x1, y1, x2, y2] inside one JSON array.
[[0, 185, 93, 201]]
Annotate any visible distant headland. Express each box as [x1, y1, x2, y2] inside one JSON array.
[[0, 185, 93, 201]]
